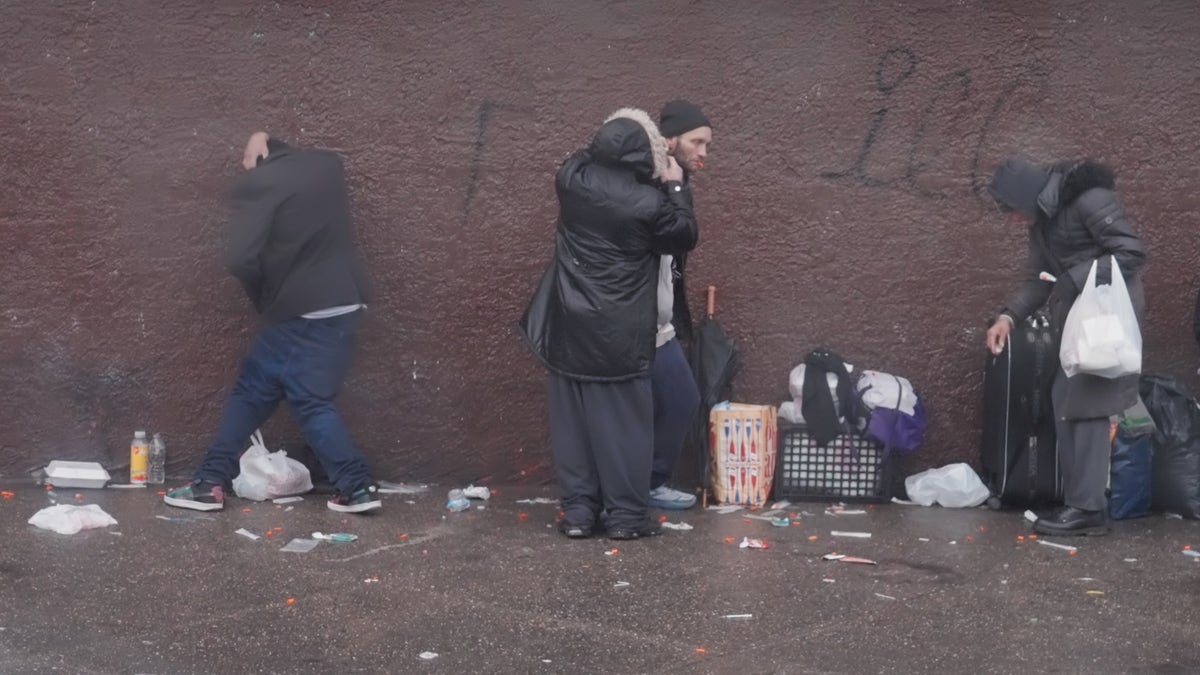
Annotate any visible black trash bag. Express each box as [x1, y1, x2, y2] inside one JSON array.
[[1138, 375, 1200, 519]]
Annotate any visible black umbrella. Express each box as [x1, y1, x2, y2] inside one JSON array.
[[689, 285, 740, 506]]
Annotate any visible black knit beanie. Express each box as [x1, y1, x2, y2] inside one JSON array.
[[659, 100, 711, 137]]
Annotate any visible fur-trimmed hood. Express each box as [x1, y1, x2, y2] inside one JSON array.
[[1037, 159, 1117, 218], [588, 107, 669, 181]]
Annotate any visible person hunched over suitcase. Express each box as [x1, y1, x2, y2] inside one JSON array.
[[980, 312, 1062, 508]]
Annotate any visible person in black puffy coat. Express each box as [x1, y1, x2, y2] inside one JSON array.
[[986, 157, 1146, 536], [519, 107, 697, 540]]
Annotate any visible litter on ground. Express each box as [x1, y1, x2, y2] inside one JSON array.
[[830, 530, 872, 539], [661, 522, 693, 531], [234, 528, 260, 540], [1038, 540, 1078, 552]]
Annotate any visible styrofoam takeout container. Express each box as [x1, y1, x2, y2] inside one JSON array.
[[44, 461, 111, 488]]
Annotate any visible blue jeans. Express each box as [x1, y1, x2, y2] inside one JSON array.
[[194, 311, 372, 495], [650, 338, 701, 489]]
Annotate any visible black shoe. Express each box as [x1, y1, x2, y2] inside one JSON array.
[[1033, 506, 1108, 536], [558, 521, 593, 539], [327, 484, 382, 513], [606, 522, 662, 540]]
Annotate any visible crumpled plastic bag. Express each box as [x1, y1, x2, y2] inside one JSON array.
[[232, 430, 313, 501], [28, 504, 118, 535], [904, 463, 990, 508]]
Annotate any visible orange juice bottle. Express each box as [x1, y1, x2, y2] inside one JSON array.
[[130, 430, 149, 485]]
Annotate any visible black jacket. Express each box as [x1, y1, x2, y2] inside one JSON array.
[[520, 110, 698, 381], [1000, 160, 1146, 419], [228, 139, 370, 323]]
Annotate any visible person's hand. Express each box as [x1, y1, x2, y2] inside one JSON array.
[[662, 155, 684, 183], [986, 318, 1012, 355], [242, 131, 270, 170]]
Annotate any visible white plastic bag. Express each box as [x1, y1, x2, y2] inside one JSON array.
[[232, 430, 313, 501], [904, 463, 990, 508], [28, 504, 118, 535], [1060, 257, 1142, 379]]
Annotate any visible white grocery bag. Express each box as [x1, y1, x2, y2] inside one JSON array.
[[232, 430, 313, 501], [1060, 257, 1142, 379]]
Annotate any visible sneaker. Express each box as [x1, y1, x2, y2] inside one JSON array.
[[606, 521, 662, 540], [558, 520, 594, 539], [164, 481, 224, 512], [648, 485, 697, 511], [327, 484, 382, 513]]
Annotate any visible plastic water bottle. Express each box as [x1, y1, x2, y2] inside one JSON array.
[[148, 433, 167, 485], [130, 431, 149, 485], [446, 489, 470, 512]]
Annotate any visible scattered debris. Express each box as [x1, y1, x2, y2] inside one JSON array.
[[770, 518, 790, 527], [918, 537, 931, 542], [0, 491, 14, 500], [286, 598, 296, 605], [418, 652, 438, 661], [830, 530, 872, 539], [1086, 590, 1105, 596], [708, 505, 743, 515], [1124, 558, 1138, 563], [1037, 540, 1078, 553], [1075, 577, 1097, 582], [874, 593, 897, 600], [605, 548, 619, 556], [739, 537, 769, 550], [462, 485, 491, 500], [1182, 550, 1200, 559], [108, 484, 147, 489], [284, 506, 295, 512], [613, 581, 631, 589], [890, 497, 916, 506], [822, 553, 845, 561], [721, 614, 753, 619], [312, 532, 358, 542], [377, 482, 429, 495], [364, 577, 380, 583], [1024, 510, 1038, 523], [661, 522, 693, 531], [770, 501, 791, 510], [272, 496, 303, 504], [822, 578, 836, 583], [235, 528, 260, 540], [1164, 513, 1183, 520], [825, 507, 867, 516], [514, 498, 558, 505], [280, 538, 320, 553]]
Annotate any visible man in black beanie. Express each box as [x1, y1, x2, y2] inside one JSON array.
[[646, 100, 713, 511]]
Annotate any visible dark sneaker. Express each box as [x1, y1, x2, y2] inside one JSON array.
[[164, 481, 224, 512], [606, 522, 662, 541], [558, 520, 594, 539], [327, 484, 381, 513]]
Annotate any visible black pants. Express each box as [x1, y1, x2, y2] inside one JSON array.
[[547, 373, 653, 530]]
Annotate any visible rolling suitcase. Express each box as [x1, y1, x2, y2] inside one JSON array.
[[979, 313, 1062, 507]]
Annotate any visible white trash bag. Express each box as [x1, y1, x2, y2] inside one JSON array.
[[904, 463, 990, 508], [29, 504, 118, 535], [1060, 257, 1142, 379], [232, 430, 313, 501]]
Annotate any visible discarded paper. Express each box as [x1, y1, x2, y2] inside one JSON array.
[[739, 537, 769, 550], [721, 614, 753, 619], [272, 496, 304, 504], [462, 485, 491, 500], [418, 652, 438, 660], [1037, 540, 1078, 552], [830, 530, 872, 539], [312, 532, 358, 542], [376, 481, 429, 495], [661, 522, 693, 531], [235, 528, 260, 541], [514, 497, 558, 505], [28, 504, 117, 535]]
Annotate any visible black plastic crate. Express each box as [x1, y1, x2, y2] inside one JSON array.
[[773, 423, 893, 503]]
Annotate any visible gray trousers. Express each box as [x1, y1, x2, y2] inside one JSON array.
[[1053, 369, 1111, 512], [547, 373, 653, 530]]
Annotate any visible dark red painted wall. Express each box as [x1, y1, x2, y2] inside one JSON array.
[[3, 1, 1199, 484]]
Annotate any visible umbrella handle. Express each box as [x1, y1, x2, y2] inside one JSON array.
[[706, 285, 716, 318]]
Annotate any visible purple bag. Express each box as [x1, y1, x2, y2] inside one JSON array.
[[860, 375, 927, 455]]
